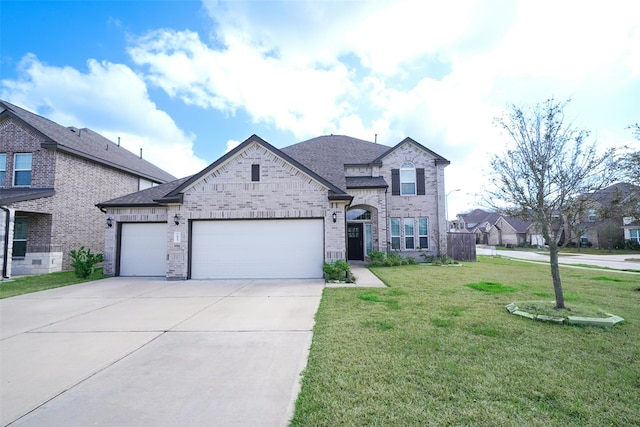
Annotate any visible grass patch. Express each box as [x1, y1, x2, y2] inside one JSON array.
[[465, 281, 517, 293], [0, 269, 105, 299], [592, 276, 629, 283], [291, 257, 640, 426]]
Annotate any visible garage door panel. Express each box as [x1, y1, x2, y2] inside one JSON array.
[[191, 219, 323, 279], [120, 223, 166, 276]]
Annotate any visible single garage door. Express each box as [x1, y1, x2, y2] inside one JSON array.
[[119, 223, 167, 276], [191, 219, 324, 279]]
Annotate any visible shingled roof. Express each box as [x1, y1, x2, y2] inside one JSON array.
[[0, 100, 176, 183], [96, 176, 193, 208], [97, 134, 448, 208], [281, 135, 389, 190]]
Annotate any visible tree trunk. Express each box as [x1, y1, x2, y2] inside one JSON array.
[[548, 243, 565, 309]]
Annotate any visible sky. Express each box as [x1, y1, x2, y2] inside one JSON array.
[[1, 0, 639, 218]]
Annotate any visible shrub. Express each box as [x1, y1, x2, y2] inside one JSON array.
[[323, 260, 354, 282], [367, 251, 416, 267], [70, 246, 104, 278]]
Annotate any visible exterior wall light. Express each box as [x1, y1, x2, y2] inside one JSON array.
[[174, 213, 180, 226], [332, 212, 337, 223], [106, 217, 113, 228]]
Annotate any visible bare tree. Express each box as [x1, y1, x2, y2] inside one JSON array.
[[486, 98, 616, 309]]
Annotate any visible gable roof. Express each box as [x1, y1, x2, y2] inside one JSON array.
[[281, 135, 389, 191], [587, 182, 640, 207], [372, 137, 451, 166], [157, 134, 351, 204], [0, 100, 175, 183], [280, 135, 450, 192]]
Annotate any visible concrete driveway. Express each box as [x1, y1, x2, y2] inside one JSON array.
[[0, 277, 325, 426]]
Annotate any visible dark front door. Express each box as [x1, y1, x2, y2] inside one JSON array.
[[347, 223, 364, 260]]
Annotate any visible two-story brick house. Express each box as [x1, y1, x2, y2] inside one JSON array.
[[97, 134, 449, 280], [0, 100, 175, 278]]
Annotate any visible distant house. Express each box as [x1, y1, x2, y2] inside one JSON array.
[[97, 134, 450, 280], [570, 183, 640, 248], [453, 209, 537, 247], [0, 100, 175, 278]]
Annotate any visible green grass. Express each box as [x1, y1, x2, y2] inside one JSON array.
[[0, 269, 105, 298], [291, 256, 640, 426]]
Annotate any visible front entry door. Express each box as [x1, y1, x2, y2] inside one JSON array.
[[347, 223, 364, 260]]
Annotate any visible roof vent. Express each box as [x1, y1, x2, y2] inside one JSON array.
[[139, 148, 142, 159]]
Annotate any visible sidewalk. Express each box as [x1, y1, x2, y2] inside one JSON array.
[[325, 262, 387, 288]]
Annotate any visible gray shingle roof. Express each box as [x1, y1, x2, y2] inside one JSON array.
[[0, 188, 55, 204], [1, 100, 176, 183], [97, 176, 193, 208], [281, 135, 389, 191], [97, 134, 448, 207], [345, 176, 388, 189]]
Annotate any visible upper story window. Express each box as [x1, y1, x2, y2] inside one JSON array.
[[400, 162, 416, 195], [251, 164, 260, 182], [14, 153, 32, 186], [0, 154, 6, 187], [587, 209, 597, 222]]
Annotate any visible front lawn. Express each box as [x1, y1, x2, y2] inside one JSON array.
[[0, 268, 105, 299], [291, 256, 640, 426]]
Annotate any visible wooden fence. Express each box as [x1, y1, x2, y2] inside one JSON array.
[[447, 232, 476, 261]]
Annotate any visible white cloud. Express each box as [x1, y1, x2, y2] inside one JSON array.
[[1, 54, 207, 178], [225, 139, 241, 153]]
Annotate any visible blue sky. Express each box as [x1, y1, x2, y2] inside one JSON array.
[[2, 0, 639, 217]]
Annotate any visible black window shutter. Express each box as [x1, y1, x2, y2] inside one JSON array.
[[391, 169, 400, 195], [251, 164, 260, 182], [416, 168, 425, 195]]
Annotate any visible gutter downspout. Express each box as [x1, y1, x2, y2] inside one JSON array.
[[1, 206, 10, 279]]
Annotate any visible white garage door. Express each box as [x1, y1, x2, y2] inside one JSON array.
[[191, 219, 324, 279], [120, 223, 166, 276]]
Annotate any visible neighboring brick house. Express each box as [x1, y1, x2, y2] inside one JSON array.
[[97, 134, 450, 280], [569, 182, 640, 248], [0, 100, 175, 278], [453, 209, 537, 246]]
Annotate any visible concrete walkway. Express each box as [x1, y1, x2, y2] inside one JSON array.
[[324, 262, 387, 288], [0, 277, 324, 427]]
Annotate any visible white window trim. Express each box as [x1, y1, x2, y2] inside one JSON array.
[[418, 217, 429, 249], [404, 218, 415, 249], [13, 153, 33, 187], [400, 162, 416, 196], [0, 153, 6, 187], [390, 218, 401, 250]]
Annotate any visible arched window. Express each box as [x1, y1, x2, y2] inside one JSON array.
[[347, 209, 371, 221], [400, 162, 416, 195]]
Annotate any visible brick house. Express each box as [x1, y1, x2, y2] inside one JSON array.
[[568, 182, 640, 248], [453, 209, 537, 246], [97, 134, 450, 279], [0, 100, 175, 278]]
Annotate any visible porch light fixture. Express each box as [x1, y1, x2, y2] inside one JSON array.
[[332, 212, 337, 223], [174, 213, 180, 226], [106, 217, 113, 228]]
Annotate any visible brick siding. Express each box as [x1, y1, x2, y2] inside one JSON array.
[[2, 117, 149, 272]]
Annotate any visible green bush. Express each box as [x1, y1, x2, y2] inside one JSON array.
[[367, 251, 416, 267], [323, 260, 353, 282], [70, 246, 104, 278]]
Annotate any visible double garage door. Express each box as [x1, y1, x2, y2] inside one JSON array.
[[119, 219, 324, 279]]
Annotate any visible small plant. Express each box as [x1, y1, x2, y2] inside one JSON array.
[[367, 251, 416, 267], [70, 246, 105, 278], [323, 260, 354, 282]]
